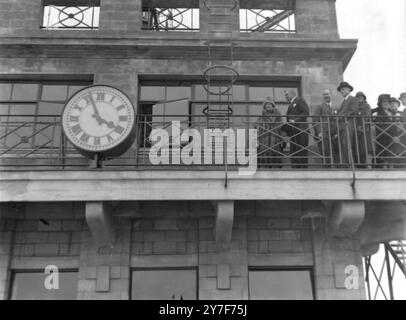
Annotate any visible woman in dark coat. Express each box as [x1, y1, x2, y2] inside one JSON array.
[[372, 95, 393, 167], [387, 98, 405, 167], [256, 97, 284, 168], [354, 92, 372, 168]]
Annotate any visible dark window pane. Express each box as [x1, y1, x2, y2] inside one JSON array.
[[11, 84, 39, 101], [68, 85, 87, 98], [194, 85, 207, 101], [41, 85, 68, 101], [131, 269, 197, 300], [0, 84, 12, 100], [11, 271, 78, 300], [249, 87, 275, 102], [232, 85, 246, 101], [38, 102, 64, 115], [249, 270, 313, 300], [0, 103, 10, 114], [140, 86, 165, 101], [8, 104, 37, 116], [166, 87, 191, 101]]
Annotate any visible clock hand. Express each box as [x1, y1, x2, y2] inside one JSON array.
[[88, 95, 104, 125], [87, 95, 117, 129]]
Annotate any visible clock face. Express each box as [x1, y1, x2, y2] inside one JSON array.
[[62, 85, 135, 153]]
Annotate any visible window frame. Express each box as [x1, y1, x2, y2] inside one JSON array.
[[130, 267, 199, 300], [41, 0, 101, 30], [0, 77, 93, 151], [8, 268, 79, 300], [141, 0, 200, 32], [248, 266, 315, 300], [238, 0, 296, 34]]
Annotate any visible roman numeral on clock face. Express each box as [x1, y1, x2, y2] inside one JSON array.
[[80, 133, 90, 143], [119, 115, 128, 122], [96, 92, 106, 101], [84, 94, 93, 105], [107, 135, 114, 143], [114, 125, 125, 134], [116, 104, 125, 111], [71, 124, 82, 136], [70, 116, 79, 122], [94, 137, 101, 146]]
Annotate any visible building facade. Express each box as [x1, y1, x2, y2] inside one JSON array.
[[0, 0, 405, 300]]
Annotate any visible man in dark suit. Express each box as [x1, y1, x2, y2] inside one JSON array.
[[335, 82, 359, 166], [313, 89, 335, 167], [284, 89, 310, 168]]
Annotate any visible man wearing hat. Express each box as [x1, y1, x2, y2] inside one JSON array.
[[354, 91, 372, 167], [335, 81, 359, 166], [313, 89, 336, 167]]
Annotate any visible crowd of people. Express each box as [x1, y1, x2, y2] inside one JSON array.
[[256, 82, 406, 169]]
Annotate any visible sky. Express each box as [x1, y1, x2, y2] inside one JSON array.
[[336, 0, 406, 300], [336, 0, 406, 105]]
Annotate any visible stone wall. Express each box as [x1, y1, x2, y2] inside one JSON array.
[[0, 200, 367, 300], [0, 0, 339, 38]]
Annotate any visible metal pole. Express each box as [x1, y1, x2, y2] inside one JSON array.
[[384, 244, 395, 300]]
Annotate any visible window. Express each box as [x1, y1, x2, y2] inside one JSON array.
[[10, 270, 78, 300], [41, 0, 100, 30], [142, 0, 200, 31], [131, 269, 197, 300], [239, 0, 296, 33], [249, 269, 314, 300], [137, 79, 299, 151], [0, 79, 92, 152]]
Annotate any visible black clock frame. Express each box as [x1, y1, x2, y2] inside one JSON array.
[[61, 84, 137, 161]]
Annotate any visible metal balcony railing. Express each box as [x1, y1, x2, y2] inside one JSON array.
[[0, 114, 405, 170]]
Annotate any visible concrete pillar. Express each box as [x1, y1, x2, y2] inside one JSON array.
[[85, 202, 115, 247], [359, 201, 406, 251], [329, 201, 365, 237], [215, 201, 234, 244], [0, 203, 19, 300], [77, 215, 131, 300]]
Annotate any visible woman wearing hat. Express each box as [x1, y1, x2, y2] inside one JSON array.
[[256, 97, 284, 168], [372, 95, 393, 168], [388, 97, 405, 166]]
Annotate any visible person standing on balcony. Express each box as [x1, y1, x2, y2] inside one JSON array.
[[256, 97, 283, 168], [284, 89, 310, 168], [372, 94, 392, 168], [335, 82, 358, 167], [397, 93, 406, 165], [313, 89, 335, 167], [398, 93, 406, 115], [388, 97, 405, 167], [353, 91, 372, 168]]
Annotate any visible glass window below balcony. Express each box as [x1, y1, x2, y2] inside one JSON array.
[[10, 270, 78, 300], [131, 269, 197, 300]]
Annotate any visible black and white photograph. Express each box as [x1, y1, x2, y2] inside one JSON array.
[[0, 0, 405, 309]]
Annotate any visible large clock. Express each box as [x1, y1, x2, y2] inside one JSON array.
[[62, 85, 136, 159]]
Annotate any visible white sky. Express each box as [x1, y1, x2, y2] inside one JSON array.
[[336, 0, 406, 105], [336, 1, 406, 300]]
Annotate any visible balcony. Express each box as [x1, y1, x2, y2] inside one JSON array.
[[1, 114, 405, 171]]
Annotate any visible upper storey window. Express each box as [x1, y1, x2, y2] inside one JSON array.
[[41, 0, 100, 30], [239, 0, 296, 33], [142, 0, 200, 32]]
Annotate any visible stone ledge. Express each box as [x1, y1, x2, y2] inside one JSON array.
[[1, 170, 405, 202]]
